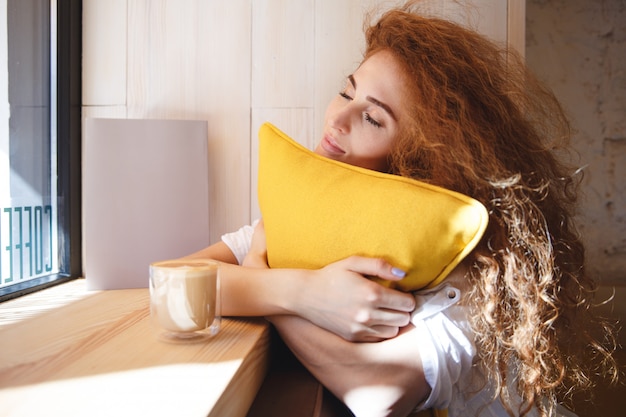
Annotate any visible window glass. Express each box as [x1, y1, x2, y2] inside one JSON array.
[[0, 0, 79, 300]]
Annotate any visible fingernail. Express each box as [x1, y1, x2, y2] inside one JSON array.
[[391, 267, 406, 278]]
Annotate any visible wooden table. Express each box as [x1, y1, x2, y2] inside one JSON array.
[[0, 279, 271, 417]]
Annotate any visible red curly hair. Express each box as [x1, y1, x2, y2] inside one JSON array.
[[363, 2, 618, 415]]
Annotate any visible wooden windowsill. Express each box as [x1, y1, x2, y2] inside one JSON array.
[[0, 279, 271, 417]]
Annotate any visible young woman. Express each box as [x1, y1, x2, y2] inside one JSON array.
[[183, 2, 618, 416]]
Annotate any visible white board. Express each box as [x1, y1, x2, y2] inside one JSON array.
[[83, 118, 209, 290]]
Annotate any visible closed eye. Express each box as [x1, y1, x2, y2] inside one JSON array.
[[339, 91, 352, 100], [364, 113, 381, 128]]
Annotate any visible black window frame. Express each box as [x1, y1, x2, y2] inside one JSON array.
[[0, 0, 82, 302]]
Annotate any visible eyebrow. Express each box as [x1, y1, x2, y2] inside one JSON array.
[[348, 74, 397, 121]]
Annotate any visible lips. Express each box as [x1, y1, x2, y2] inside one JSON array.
[[320, 134, 346, 155]]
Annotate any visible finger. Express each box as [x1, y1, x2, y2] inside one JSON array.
[[355, 306, 411, 328], [376, 287, 416, 312], [341, 256, 408, 282], [370, 308, 412, 328], [364, 324, 401, 341]]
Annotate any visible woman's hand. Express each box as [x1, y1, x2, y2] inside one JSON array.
[[291, 256, 416, 342], [239, 219, 416, 342]]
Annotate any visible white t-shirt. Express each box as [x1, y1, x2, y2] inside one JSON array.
[[222, 223, 578, 417]]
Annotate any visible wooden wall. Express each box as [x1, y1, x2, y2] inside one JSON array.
[[82, 0, 523, 246]]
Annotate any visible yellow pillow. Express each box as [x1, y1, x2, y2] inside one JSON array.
[[257, 122, 488, 292]]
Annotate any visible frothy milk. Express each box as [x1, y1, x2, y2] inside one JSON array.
[[150, 260, 218, 333]]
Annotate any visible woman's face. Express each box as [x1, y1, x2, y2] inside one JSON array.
[[315, 50, 408, 172]]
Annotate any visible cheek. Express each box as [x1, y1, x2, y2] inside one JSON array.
[[324, 97, 343, 123], [352, 139, 394, 171], [359, 134, 395, 158]]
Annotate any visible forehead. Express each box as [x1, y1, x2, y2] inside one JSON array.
[[353, 50, 410, 118]]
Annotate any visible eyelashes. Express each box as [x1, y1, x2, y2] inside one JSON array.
[[339, 91, 352, 100], [364, 113, 381, 128], [338, 91, 382, 128]]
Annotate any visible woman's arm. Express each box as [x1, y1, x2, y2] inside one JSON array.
[[243, 221, 431, 415], [180, 236, 416, 342], [189, 223, 430, 414], [269, 314, 431, 417], [183, 240, 239, 264]]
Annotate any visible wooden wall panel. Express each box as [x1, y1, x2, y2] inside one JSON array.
[[442, 0, 507, 42], [82, 0, 127, 106], [129, 0, 251, 243], [251, 0, 315, 109], [507, 0, 526, 57], [82, 107, 128, 120], [82, 0, 522, 255]]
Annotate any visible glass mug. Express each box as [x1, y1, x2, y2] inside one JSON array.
[[149, 259, 221, 342]]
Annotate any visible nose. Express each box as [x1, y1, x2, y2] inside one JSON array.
[[328, 101, 353, 134]]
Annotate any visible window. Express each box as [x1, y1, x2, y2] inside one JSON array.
[[0, 0, 81, 301]]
